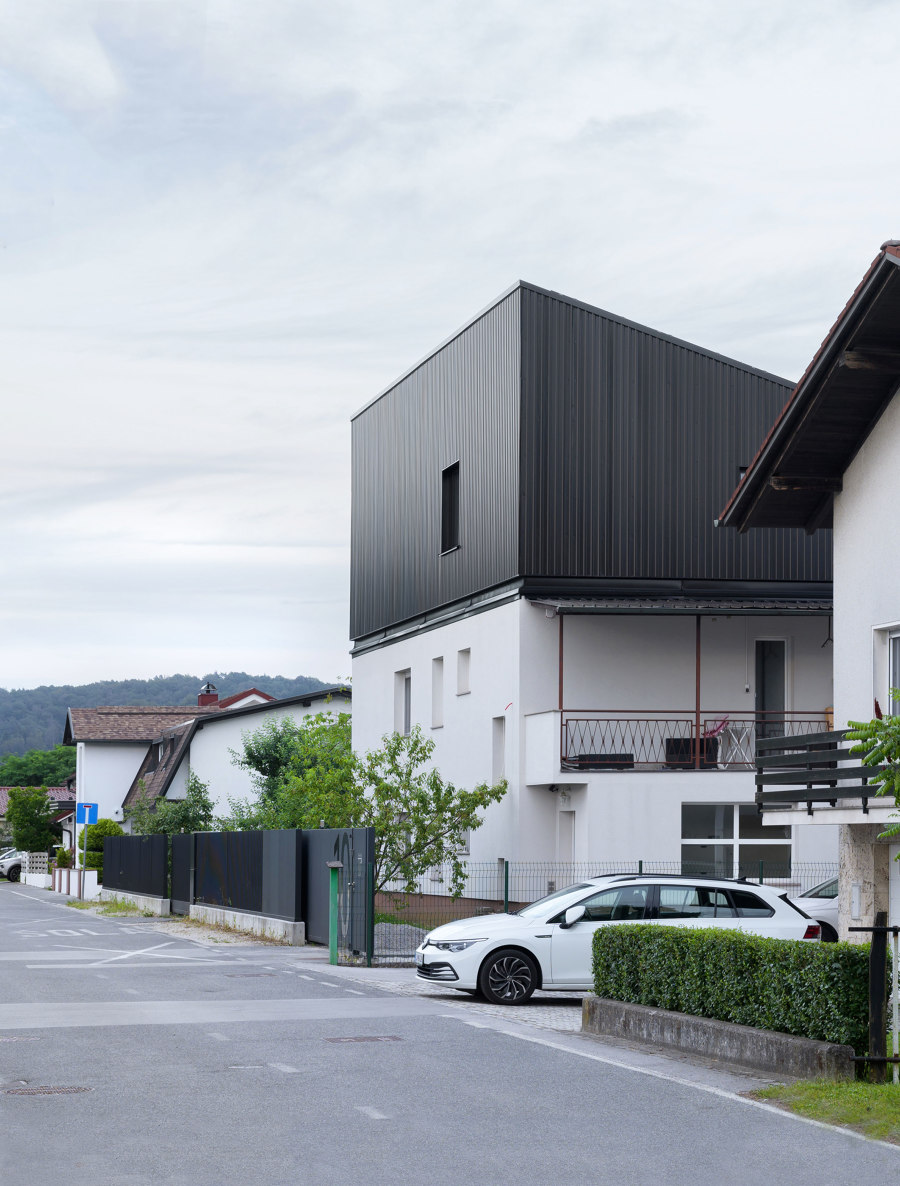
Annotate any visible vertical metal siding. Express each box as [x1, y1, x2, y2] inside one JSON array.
[[518, 288, 831, 583], [350, 290, 521, 640]]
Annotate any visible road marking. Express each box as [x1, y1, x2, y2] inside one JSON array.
[[356, 1106, 389, 1120], [88, 941, 175, 968], [298, 974, 315, 981], [207, 1033, 230, 1041], [268, 1063, 302, 1073], [124, 988, 140, 995], [345, 989, 364, 995], [228, 1065, 263, 1070]]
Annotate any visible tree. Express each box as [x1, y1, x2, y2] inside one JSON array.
[[228, 720, 507, 896], [124, 771, 215, 835], [847, 693, 900, 838], [6, 786, 61, 852], [231, 711, 353, 803], [0, 745, 75, 787]]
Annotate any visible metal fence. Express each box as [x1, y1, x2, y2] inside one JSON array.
[[367, 860, 839, 964], [194, 830, 264, 914], [562, 711, 830, 771], [103, 835, 168, 899]]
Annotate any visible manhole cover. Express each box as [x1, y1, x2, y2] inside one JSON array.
[[3, 1086, 93, 1095], [324, 1036, 403, 1044]]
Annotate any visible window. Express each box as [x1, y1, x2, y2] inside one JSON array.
[[681, 803, 791, 877], [441, 462, 460, 553], [492, 716, 506, 784], [567, 885, 649, 923], [658, 886, 736, 919], [394, 669, 411, 735], [730, 889, 774, 918], [890, 633, 900, 714], [431, 657, 444, 728], [456, 647, 471, 696]]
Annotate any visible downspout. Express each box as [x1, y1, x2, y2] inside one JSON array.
[[695, 615, 702, 770]]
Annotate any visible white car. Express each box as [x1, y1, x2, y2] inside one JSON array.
[[415, 874, 821, 1005], [0, 850, 24, 882], [790, 877, 839, 943]]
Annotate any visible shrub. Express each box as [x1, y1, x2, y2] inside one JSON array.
[[592, 925, 870, 1051], [55, 847, 72, 869]]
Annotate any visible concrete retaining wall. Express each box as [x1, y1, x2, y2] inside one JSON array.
[[99, 889, 170, 916], [189, 904, 306, 945], [582, 996, 855, 1080]]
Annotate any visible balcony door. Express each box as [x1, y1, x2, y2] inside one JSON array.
[[755, 640, 786, 739]]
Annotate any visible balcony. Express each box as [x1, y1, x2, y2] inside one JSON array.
[[559, 710, 830, 773]]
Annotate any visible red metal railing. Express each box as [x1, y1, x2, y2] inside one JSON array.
[[560, 710, 830, 772]]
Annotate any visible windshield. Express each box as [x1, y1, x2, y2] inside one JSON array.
[[800, 877, 838, 899], [516, 883, 593, 919]]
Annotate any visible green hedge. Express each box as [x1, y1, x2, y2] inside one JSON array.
[[592, 925, 869, 1051]]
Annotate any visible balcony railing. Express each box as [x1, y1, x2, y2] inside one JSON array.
[[561, 710, 830, 772]]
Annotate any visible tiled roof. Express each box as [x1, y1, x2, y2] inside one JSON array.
[[0, 786, 73, 816], [217, 688, 276, 708], [65, 705, 223, 743], [122, 723, 195, 810]]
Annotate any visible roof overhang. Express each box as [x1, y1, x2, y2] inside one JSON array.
[[531, 595, 832, 616], [719, 242, 900, 533]]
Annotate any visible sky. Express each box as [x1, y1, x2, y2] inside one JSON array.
[[1, 0, 899, 691]]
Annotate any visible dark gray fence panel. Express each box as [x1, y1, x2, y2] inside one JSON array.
[[301, 828, 374, 948], [170, 833, 193, 915], [261, 830, 303, 922], [103, 835, 168, 899], [194, 831, 263, 913]]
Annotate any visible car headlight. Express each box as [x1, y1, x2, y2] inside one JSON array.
[[426, 939, 486, 952]]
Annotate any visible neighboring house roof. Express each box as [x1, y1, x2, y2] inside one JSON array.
[[121, 685, 352, 810], [0, 786, 73, 817], [63, 704, 225, 745], [719, 241, 900, 532], [217, 688, 276, 708]]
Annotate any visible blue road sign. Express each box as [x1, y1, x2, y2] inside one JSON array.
[[76, 802, 98, 825]]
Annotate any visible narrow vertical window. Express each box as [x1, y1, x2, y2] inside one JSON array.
[[456, 647, 471, 696], [394, 669, 412, 735], [431, 657, 444, 728], [492, 715, 506, 784], [441, 462, 460, 553]]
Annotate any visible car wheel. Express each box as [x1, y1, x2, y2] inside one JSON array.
[[478, 948, 538, 1005], [6, 865, 21, 883], [820, 922, 838, 943]]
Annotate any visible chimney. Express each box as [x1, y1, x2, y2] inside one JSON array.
[[198, 681, 219, 707]]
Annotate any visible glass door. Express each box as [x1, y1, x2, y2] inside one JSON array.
[[755, 639, 786, 740]]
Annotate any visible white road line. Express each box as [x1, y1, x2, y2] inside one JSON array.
[[356, 1106, 389, 1121], [345, 989, 364, 996], [207, 1033, 231, 1042], [87, 941, 175, 968], [228, 1065, 263, 1070], [298, 975, 315, 981], [268, 1063, 302, 1073], [124, 988, 140, 995]]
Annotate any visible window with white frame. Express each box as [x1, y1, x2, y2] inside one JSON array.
[[431, 657, 444, 728], [889, 633, 900, 715], [681, 803, 791, 877], [492, 716, 506, 784], [457, 647, 471, 695], [394, 669, 411, 736]]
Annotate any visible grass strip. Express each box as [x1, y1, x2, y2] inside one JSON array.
[[752, 1081, 900, 1144]]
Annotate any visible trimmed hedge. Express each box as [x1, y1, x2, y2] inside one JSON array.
[[592, 925, 869, 1052]]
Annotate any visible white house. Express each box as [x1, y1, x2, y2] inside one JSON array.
[[63, 685, 349, 828], [120, 686, 351, 821], [720, 239, 900, 935], [351, 282, 837, 877]]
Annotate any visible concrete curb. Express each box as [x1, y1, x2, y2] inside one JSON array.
[[99, 889, 170, 916], [188, 903, 306, 945], [582, 996, 855, 1080]]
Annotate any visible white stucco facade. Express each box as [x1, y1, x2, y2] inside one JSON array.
[[163, 693, 352, 816], [352, 598, 837, 868], [76, 740, 156, 824]]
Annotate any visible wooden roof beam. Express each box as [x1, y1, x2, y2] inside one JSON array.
[[839, 347, 900, 371]]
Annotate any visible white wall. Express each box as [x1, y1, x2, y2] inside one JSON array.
[[354, 599, 837, 865], [833, 388, 900, 727], [173, 695, 351, 817], [78, 741, 148, 823]]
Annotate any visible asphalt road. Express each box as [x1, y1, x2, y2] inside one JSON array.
[[1, 883, 896, 1185]]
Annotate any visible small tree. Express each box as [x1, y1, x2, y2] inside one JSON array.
[[76, 817, 124, 879], [232, 711, 353, 803], [125, 772, 215, 835], [6, 786, 59, 852], [847, 693, 900, 838]]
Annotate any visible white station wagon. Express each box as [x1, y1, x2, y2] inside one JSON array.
[[416, 874, 821, 1005]]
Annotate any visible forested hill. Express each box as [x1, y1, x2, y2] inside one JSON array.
[[0, 672, 330, 756]]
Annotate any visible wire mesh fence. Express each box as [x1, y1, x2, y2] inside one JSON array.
[[346, 859, 839, 965]]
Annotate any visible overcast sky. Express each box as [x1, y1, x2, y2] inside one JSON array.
[[1, 0, 897, 691]]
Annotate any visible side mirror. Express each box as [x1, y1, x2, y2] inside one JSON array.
[[560, 904, 587, 929]]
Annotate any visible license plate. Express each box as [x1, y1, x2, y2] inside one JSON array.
[[415, 951, 424, 967]]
